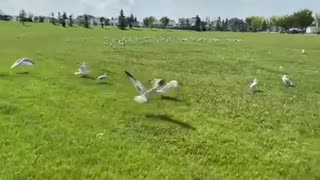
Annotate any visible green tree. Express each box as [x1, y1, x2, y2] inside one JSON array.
[[293, 9, 314, 30], [118, 9, 126, 30], [195, 15, 201, 31], [69, 15, 73, 27], [143, 17, 149, 28], [28, 13, 33, 22], [100, 17, 105, 28], [251, 16, 264, 31], [34, 16, 39, 22], [216, 16, 222, 31], [128, 14, 135, 29], [261, 19, 268, 31], [186, 18, 190, 29], [160, 16, 170, 29], [315, 13, 320, 29], [19, 9, 26, 24], [61, 12, 67, 27], [83, 14, 90, 28], [51, 12, 56, 25]]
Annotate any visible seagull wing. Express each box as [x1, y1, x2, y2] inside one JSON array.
[[125, 71, 146, 94], [157, 80, 179, 94], [11, 59, 22, 69], [20, 59, 35, 66]]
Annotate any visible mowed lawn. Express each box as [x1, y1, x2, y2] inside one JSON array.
[[0, 21, 320, 179]]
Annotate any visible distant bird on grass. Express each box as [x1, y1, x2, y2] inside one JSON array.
[[74, 63, 90, 76], [96, 72, 108, 82], [301, 49, 305, 54], [248, 79, 258, 94], [282, 74, 295, 87], [11, 58, 35, 69], [125, 71, 158, 103]]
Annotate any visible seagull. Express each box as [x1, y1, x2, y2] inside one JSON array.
[[96, 72, 108, 82], [249, 79, 258, 94], [74, 63, 90, 76], [282, 74, 294, 87], [11, 58, 35, 69], [125, 71, 158, 103], [301, 49, 305, 54]]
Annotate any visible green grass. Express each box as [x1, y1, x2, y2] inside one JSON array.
[[0, 21, 320, 179]]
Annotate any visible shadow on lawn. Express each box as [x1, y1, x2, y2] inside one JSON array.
[[145, 114, 196, 130]]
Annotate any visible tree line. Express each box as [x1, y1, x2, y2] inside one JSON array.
[[0, 8, 319, 33]]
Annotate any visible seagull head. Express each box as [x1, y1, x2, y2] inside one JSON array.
[[253, 79, 258, 83]]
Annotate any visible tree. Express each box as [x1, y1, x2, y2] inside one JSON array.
[[69, 15, 73, 27], [105, 18, 110, 26], [143, 17, 150, 28], [39, 16, 45, 23], [19, 9, 26, 24], [315, 13, 320, 29], [160, 16, 170, 29], [224, 18, 229, 31], [186, 18, 190, 29], [293, 9, 314, 30], [83, 14, 90, 28], [216, 16, 222, 31], [128, 14, 135, 29], [245, 17, 253, 29], [58, 12, 61, 25], [100, 17, 105, 28], [200, 21, 207, 31], [251, 16, 264, 31], [118, 9, 126, 30], [51, 12, 56, 25], [195, 15, 201, 31], [34, 16, 39, 22], [261, 19, 267, 31], [28, 13, 34, 22], [61, 12, 67, 27]]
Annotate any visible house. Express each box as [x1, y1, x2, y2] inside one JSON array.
[[110, 17, 118, 26], [306, 26, 320, 34], [167, 20, 176, 28]]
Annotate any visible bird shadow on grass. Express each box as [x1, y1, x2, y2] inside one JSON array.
[[81, 75, 95, 80], [161, 96, 184, 102], [96, 82, 112, 86], [145, 114, 196, 130], [0, 73, 10, 77], [16, 72, 30, 75]]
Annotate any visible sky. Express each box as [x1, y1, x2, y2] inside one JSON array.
[[1, 0, 319, 21]]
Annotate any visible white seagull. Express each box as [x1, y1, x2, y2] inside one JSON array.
[[282, 74, 294, 87], [301, 49, 305, 54], [125, 71, 158, 103], [96, 72, 108, 82], [249, 79, 258, 94], [11, 58, 35, 69], [74, 63, 90, 76]]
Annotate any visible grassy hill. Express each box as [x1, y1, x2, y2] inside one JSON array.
[[0, 21, 320, 179]]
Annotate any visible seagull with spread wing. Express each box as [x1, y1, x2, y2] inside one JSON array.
[[11, 58, 35, 69], [248, 79, 258, 94], [125, 71, 158, 103], [150, 78, 179, 95]]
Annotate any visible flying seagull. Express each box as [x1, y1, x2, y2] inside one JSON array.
[[74, 63, 90, 76], [11, 58, 35, 69], [248, 79, 258, 94], [96, 72, 108, 82], [125, 71, 158, 103], [282, 74, 295, 87]]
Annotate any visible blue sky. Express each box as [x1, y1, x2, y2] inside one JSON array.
[[1, 0, 319, 21]]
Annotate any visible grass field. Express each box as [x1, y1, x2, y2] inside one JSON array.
[[0, 21, 320, 179]]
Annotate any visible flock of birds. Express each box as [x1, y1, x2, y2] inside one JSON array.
[[10, 58, 180, 103], [103, 36, 243, 48]]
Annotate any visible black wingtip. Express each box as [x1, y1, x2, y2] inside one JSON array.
[[124, 71, 135, 80]]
